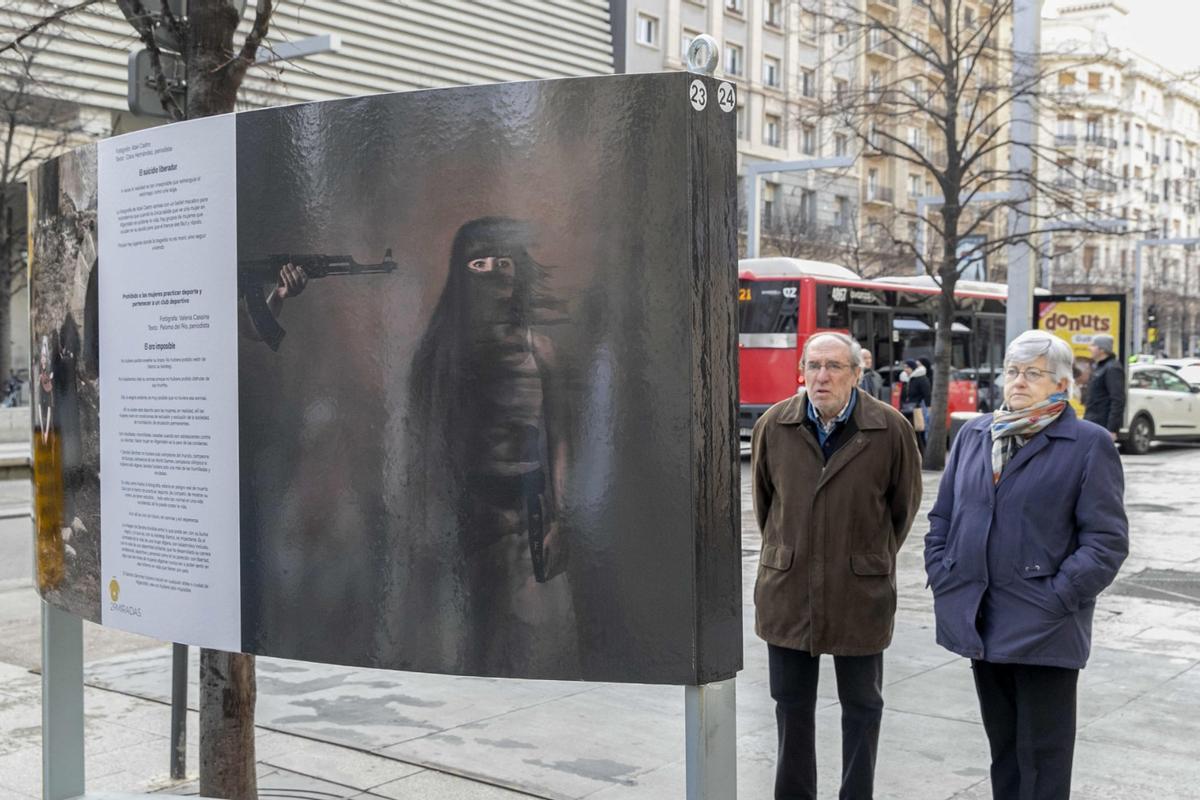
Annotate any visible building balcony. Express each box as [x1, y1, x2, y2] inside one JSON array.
[[1084, 177, 1118, 193], [1055, 134, 1078, 147], [864, 186, 895, 205], [867, 38, 899, 59], [1054, 177, 1078, 189], [1186, 204, 1197, 215]]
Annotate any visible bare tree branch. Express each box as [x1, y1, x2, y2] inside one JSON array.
[[0, 0, 107, 56]]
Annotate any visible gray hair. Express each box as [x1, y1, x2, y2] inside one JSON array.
[[1005, 330, 1074, 394], [802, 332, 863, 369]]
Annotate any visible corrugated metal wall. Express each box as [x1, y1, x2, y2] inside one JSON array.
[[1, 1, 614, 120]]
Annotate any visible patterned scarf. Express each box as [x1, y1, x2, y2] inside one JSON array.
[[990, 392, 1068, 484]]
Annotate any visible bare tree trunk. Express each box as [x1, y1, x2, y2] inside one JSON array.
[[0, 292, 11, 382], [199, 650, 257, 800], [183, 3, 269, 797], [925, 197, 960, 470], [927, 277, 956, 469]]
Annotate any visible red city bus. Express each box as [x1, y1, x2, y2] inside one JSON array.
[[738, 258, 1012, 442]]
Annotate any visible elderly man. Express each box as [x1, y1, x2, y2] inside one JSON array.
[[751, 332, 923, 800], [1083, 334, 1125, 443]]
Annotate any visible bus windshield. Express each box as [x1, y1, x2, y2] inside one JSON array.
[[739, 280, 799, 333]]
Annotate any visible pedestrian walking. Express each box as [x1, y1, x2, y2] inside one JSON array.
[[858, 350, 885, 401], [751, 332, 923, 800], [899, 359, 931, 451], [925, 329, 1128, 800], [1083, 333, 1125, 443]]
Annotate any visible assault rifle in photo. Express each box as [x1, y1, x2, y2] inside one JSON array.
[[238, 249, 398, 350]]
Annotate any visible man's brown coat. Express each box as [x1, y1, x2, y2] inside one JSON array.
[[752, 389, 923, 655]]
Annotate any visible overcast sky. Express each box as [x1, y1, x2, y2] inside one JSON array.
[[1047, 0, 1200, 76]]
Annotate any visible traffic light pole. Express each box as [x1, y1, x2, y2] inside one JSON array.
[[1133, 237, 1200, 354]]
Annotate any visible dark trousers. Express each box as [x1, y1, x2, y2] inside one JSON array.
[[971, 660, 1079, 800], [768, 644, 884, 800]]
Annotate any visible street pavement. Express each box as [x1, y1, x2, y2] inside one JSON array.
[[2, 444, 1200, 798]]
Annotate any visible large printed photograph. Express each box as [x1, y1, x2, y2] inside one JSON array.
[[29, 143, 102, 621], [236, 73, 739, 683]]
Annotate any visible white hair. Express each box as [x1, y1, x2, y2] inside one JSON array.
[[1006, 330, 1075, 395], [802, 332, 863, 369]]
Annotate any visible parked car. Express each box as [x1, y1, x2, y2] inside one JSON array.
[[1120, 365, 1200, 455], [1156, 358, 1200, 387]]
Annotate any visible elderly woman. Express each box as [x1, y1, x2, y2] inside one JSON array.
[[925, 329, 1128, 800]]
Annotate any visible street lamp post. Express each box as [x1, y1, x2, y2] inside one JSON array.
[[1006, 0, 1043, 346], [1039, 218, 1127, 290], [1133, 237, 1200, 354], [912, 190, 1017, 277], [744, 157, 855, 259]]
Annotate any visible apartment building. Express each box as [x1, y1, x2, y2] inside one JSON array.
[[621, 0, 862, 261], [1043, 1, 1200, 355], [0, 0, 614, 372], [622, 0, 1010, 279]]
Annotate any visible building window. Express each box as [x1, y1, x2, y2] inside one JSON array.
[[635, 13, 659, 47], [1136, 125, 1144, 147], [835, 196, 851, 230], [801, 124, 815, 154], [800, 189, 817, 229], [763, 181, 778, 226], [736, 105, 746, 139], [835, 133, 848, 157], [765, 0, 783, 28], [681, 30, 700, 60], [1088, 71, 1102, 91], [1058, 71, 1076, 89], [834, 78, 849, 102], [867, 168, 879, 198], [763, 56, 781, 88], [726, 0, 744, 14], [801, 68, 815, 98], [765, 114, 782, 147], [835, 25, 847, 48], [868, 70, 882, 102], [906, 126, 924, 155], [909, 173, 922, 197], [725, 42, 744, 76]]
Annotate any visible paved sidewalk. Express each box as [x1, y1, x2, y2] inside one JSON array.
[[2, 447, 1200, 798]]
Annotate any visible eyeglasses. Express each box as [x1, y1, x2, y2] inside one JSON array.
[[1004, 366, 1050, 382], [804, 361, 851, 374]]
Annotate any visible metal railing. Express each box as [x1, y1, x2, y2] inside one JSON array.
[[865, 185, 895, 203]]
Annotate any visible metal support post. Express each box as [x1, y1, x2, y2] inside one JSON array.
[[684, 679, 737, 800], [170, 643, 188, 779], [1005, 0, 1041, 345], [42, 601, 85, 800]]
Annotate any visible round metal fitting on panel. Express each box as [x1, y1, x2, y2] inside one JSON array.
[[686, 34, 720, 76]]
